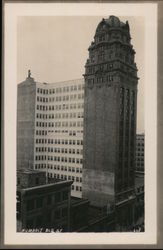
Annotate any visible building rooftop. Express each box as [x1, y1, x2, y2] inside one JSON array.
[[19, 71, 84, 87], [105, 15, 126, 27], [17, 169, 73, 191], [95, 15, 130, 35], [17, 168, 44, 175], [71, 196, 89, 206]]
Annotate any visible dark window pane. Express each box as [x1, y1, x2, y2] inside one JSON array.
[[27, 199, 34, 211], [36, 197, 43, 208]]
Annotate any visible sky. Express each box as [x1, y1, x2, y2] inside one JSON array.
[[17, 16, 144, 133]]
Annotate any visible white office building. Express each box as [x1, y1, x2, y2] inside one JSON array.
[[17, 71, 84, 197]]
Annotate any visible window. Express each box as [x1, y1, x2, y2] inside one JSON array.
[[27, 199, 35, 211], [108, 75, 113, 82], [55, 209, 60, 219], [36, 197, 43, 208], [76, 167, 79, 173], [63, 191, 68, 200], [56, 192, 61, 202], [35, 177, 39, 185], [47, 195, 52, 205], [76, 177, 79, 182], [62, 207, 68, 217], [17, 178, 20, 185]]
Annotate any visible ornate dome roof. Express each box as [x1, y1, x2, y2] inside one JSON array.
[[105, 15, 125, 27], [95, 15, 128, 35]]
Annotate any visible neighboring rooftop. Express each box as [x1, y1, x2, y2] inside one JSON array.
[[17, 168, 44, 175], [71, 196, 89, 206], [17, 169, 73, 190]]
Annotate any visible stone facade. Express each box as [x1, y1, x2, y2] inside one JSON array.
[[83, 16, 138, 209]]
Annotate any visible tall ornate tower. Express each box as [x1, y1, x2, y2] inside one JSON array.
[[82, 15, 138, 216]]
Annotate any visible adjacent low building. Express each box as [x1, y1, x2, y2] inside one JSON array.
[[16, 169, 117, 232], [17, 169, 72, 232]]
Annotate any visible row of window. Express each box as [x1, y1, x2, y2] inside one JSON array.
[[55, 112, 83, 119], [49, 173, 82, 183], [137, 143, 144, 146], [72, 185, 82, 192], [36, 130, 48, 136], [136, 153, 144, 156], [89, 50, 133, 64], [35, 155, 83, 164], [35, 146, 83, 155], [27, 190, 68, 211], [37, 93, 84, 103], [54, 165, 82, 172], [56, 121, 84, 128], [37, 84, 84, 95], [96, 32, 129, 43], [45, 139, 83, 145], [25, 208, 68, 230], [136, 148, 144, 151], [87, 75, 114, 84], [36, 112, 83, 120], [87, 73, 135, 86], [37, 93, 84, 102], [50, 157, 83, 164], [87, 62, 114, 74], [54, 130, 83, 134], [35, 164, 82, 173], [35, 132, 79, 144], [136, 163, 144, 167], [36, 103, 84, 111], [35, 130, 83, 136], [36, 120, 83, 128]]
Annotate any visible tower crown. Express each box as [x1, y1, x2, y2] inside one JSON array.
[[106, 15, 122, 27], [85, 16, 138, 87], [96, 15, 129, 31]]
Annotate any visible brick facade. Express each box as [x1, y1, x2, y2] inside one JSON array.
[[83, 16, 138, 209]]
